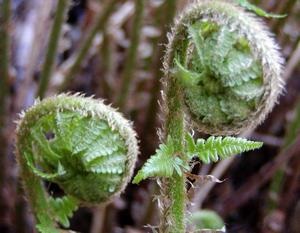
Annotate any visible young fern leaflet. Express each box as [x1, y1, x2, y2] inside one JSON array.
[[133, 134, 263, 183]]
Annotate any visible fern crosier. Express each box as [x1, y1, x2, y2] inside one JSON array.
[[16, 94, 138, 204], [164, 0, 284, 135]]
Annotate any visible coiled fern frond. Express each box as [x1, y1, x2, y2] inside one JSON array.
[[16, 93, 138, 232], [164, 0, 284, 135]]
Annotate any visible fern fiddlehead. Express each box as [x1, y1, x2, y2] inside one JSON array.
[[16, 94, 138, 232], [134, 1, 284, 233], [165, 0, 284, 135]]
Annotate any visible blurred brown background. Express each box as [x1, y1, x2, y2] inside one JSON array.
[[0, 0, 299, 232]]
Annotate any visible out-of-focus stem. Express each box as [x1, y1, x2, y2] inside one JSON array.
[[283, 40, 300, 81], [36, 0, 69, 99], [116, 0, 144, 111], [59, 0, 119, 92], [0, 0, 10, 123], [266, 96, 300, 212], [0, 0, 10, 186], [96, 30, 113, 99], [271, 0, 297, 35], [90, 205, 106, 233], [0, 1, 11, 230], [220, 134, 300, 216]]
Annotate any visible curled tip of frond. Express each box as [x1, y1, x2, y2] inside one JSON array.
[[16, 93, 139, 204], [163, 0, 284, 135]]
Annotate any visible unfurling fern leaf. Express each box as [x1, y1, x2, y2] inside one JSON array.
[[16, 94, 139, 233], [186, 133, 263, 163], [133, 0, 284, 232], [164, 0, 284, 135], [133, 137, 188, 184]]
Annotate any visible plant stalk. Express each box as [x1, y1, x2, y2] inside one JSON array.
[[0, 0, 11, 230], [0, 0, 10, 123], [116, 0, 144, 110], [271, 0, 296, 35], [37, 0, 69, 99], [17, 152, 58, 232], [59, 0, 119, 92], [96, 30, 113, 100], [266, 97, 300, 212], [160, 77, 186, 233]]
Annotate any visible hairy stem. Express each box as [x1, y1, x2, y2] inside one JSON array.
[[161, 78, 186, 233], [37, 0, 69, 99], [116, 0, 144, 110], [156, 2, 184, 231], [59, 0, 119, 91], [17, 153, 58, 232]]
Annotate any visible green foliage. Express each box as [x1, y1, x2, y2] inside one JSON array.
[[25, 152, 66, 180], [134, 134, 262, 183], [35, 196, 78, 233], [16, 94, 138, 233], [133, 137, 188, 184], [49, 196, 78, 228], [17, 95, 138, 203], [174, 19, 264, 129], [36, 216, 60, 233], [186, 134, 263, 163], [189, 209, 225, 230], [234, 0, 286, 18], [166, 0, 284, 138], [24, 110, 127, 203]]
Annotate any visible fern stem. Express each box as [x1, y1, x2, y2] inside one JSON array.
[[116, 0, 144, 110], [59, 0, 119, 92], [37, 0, 69, 99], [16, 94, 139, 232], [158, 2, 185, 231], [17, 154, 59, 232], [161, 77, 186, 233]]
